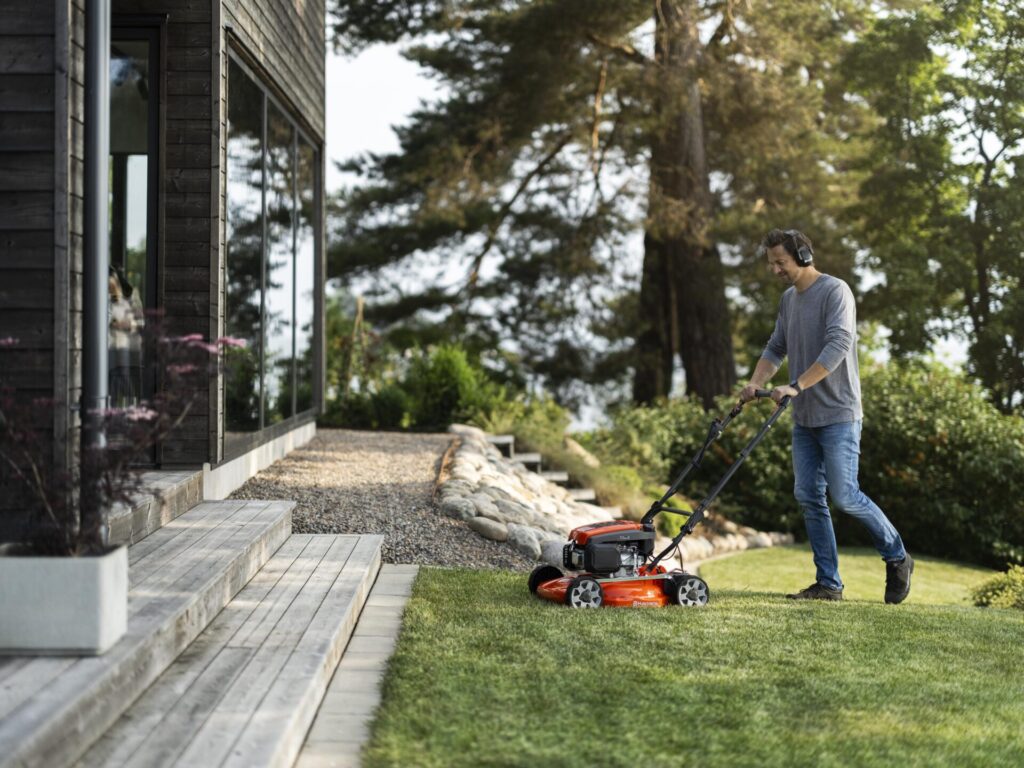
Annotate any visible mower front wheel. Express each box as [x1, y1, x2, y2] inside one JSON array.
[[565, 575, 603, 609], [668, 574, 710, 607], [528, 564, 563, 595]]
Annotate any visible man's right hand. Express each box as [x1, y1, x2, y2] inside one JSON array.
[[738, 383, 762, 403]]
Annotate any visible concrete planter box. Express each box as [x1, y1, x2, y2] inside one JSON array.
[[0, 545, 128, 655]]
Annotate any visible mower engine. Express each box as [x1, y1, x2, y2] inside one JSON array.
[[562, 521, 656, 579]]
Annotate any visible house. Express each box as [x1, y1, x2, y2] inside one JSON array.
[[0, 0, 326, 531]]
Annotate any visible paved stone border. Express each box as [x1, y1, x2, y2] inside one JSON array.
[[296, 564, 418, 768]]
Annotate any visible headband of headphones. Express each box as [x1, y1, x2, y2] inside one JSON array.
[[783, 229, 814, 267]]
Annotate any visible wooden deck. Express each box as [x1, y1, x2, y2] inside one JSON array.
[[0, 500, 293, 768], [78, 534, 383, 768]]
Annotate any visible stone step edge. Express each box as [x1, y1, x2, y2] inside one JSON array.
[[107, 470, 204, 548], [0, 501, 293, 768]]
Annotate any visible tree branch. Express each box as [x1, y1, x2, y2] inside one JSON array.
[[462, 131, 575, 293], [586, 33, 651, 67]]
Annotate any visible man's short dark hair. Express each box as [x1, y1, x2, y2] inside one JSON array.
[[760, 228, 813, 259]]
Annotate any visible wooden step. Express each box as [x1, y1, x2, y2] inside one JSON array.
[[0, 500, 293, 768], [539, 470, 569, 485], [78, 534, 384, 768], [485, 434, 515, 457], [569, 487, 597, 502], [512, 451, 542, 469], [107, 470, 203, 547]]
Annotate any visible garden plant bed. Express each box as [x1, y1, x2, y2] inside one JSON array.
[[361, 563, 1024, 768]]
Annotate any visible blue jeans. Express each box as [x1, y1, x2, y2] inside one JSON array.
[[792, 420, 906, 591]]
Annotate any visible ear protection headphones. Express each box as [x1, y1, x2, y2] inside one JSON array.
[[784, 229, 814, 267]]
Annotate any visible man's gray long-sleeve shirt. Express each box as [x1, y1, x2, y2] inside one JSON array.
[[761, 274, 863, 427]]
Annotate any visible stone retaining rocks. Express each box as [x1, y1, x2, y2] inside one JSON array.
[[443, 423, 794, 568]]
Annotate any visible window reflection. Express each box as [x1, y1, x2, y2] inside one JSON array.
[[224, 56, 319, 454], [225, 58, 263, 434], [265, 103, 294, 423], [295, 140, 316, 413], [108, 40, 150, 409]]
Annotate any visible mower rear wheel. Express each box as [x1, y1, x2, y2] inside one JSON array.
[[528, 564, 563, 595], [669, 574, 710, 607], [565, 576, 603, 609]]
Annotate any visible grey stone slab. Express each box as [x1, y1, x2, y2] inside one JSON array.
[[316, 689, 381, 717], [335, 651, 391, 673], [0, 500, 293, 768], [305, 712, 373, 743], [341, 634, 397, 656], [296, 741, 362, 768], [379, 564, 418, 576]]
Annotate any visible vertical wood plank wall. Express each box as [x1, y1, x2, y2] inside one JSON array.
[[0, 0, 324, 485], [0, 3, 60, 484]]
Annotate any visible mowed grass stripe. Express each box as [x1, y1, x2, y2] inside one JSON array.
[[363, 568, 1024, 768]]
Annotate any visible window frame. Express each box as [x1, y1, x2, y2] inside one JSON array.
[[222, 48, 322, 463]]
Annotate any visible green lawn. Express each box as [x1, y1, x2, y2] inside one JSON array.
[[363, 565, 1024, 768], [700, 544, 996, 606]]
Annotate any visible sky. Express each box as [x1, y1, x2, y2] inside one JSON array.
[[324, 44, 441, 194]]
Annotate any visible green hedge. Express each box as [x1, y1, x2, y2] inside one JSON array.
[[580, 362, 1024, 569]]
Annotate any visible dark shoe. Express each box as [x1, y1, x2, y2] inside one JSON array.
[[885, 554, 914, 604], [786, 582, 844, 601]]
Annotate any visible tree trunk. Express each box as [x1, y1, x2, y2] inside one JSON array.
[[632, 233, 676, 404], [633, 0, 735, 408]]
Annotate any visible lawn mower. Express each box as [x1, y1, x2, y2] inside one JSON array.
[[529, 390, 790, 609]]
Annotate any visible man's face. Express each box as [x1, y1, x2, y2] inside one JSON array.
[[766, 244, 800, 285]]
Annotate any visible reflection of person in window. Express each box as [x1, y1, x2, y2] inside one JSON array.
[[118, 267, 146, 398], [108, 269, 137, 406]]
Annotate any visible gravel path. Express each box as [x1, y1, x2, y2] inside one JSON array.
[[229, 428, 536, 570]]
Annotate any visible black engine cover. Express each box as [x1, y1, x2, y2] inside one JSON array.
[[583, 542, 621, 574]]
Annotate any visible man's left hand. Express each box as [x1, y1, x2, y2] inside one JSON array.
[[771, 385, 798, 403]]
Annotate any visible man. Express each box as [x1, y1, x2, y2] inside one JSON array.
[[739, 229, 913, 603]]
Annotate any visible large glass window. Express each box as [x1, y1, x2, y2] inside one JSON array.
[[295, 140, 316, 413], [225, 57, 264, 435], [264, 102, 295, 424], [225, 56, 320, 454]]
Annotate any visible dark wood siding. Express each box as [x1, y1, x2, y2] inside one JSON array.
[[0, 1, 62, 536], [0, 5, 56, 407]]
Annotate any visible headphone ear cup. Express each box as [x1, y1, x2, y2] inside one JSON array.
[[796, 245, 813, 266]]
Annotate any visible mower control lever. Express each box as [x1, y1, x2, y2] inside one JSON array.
[[754, 388, 772, 398]]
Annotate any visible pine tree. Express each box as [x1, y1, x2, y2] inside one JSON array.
[[328, 0, 877, 407]]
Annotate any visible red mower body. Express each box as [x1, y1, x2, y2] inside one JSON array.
[[534, 570, 671, 608]]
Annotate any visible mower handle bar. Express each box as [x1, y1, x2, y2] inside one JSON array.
[[640, 390, 790, 538]]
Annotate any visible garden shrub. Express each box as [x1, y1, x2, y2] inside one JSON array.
[[372, 385, 411, 429], [972, 565, 1024, 610], [859, 363, 1024, 568], [320, 391, 376, 429], [403, 344, 505, 430]]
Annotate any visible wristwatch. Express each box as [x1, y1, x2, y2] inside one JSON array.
[[789, 379, 802, 394]]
